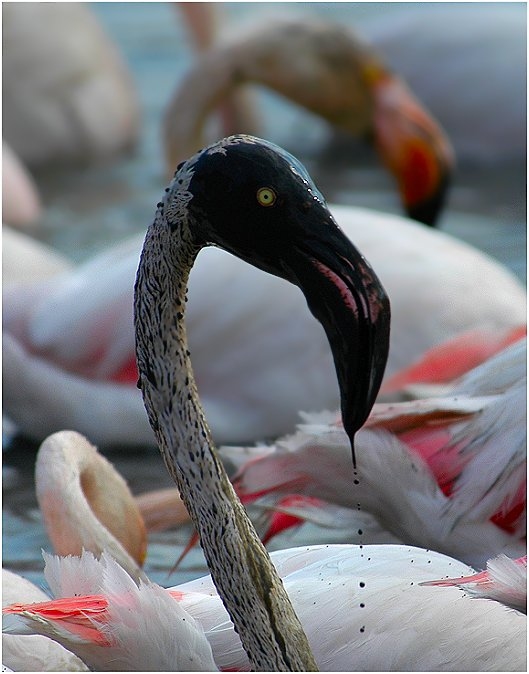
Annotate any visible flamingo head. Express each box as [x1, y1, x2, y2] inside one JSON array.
[[162, 135, 391, 459]]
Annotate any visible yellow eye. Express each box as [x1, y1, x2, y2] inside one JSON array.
[[256, 187, 277, 207]]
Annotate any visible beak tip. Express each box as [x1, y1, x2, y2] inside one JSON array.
[[406, 171, 452, 227]]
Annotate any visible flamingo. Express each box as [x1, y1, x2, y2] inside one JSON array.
[[3, 429, 194, 671], [4, 545, 526, 671], [2, 3, 263, 170], [2, 3, 139, 168], [130, 133, 389, 669], [229, 338, 527, 568], [4, 203, 525, 447], [34, 430, 148, 583], [3, 424, 525, 670], [3, 551, 217, 672], [1, 2, 254, 221], [166, 5, 526, 168], [163, 14, 454, 227], [34, 428, 191, 561]]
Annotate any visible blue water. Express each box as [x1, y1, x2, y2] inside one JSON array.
[[3, 2, 526, 592]]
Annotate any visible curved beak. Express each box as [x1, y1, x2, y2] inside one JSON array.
[[372, 73, 455, 227], [276, 203, 391, 464]]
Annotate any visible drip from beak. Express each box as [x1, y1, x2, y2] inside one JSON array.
[[371, 72, 455, 227]]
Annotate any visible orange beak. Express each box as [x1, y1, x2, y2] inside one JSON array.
[[371, 73, 455, 226]]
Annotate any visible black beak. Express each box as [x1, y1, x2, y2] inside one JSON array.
[[270, 205, 391, 466], [184, 135, 391, 465]]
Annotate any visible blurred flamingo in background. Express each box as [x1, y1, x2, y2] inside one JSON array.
[[2, 1, 138, 234], [1, 3, 252, 232], [1, 2, 234, 171], [164, 14, 454, 227], [2, 3, 138, 169], [167, 4, 525, 167], [360, 3, 526, 165], [4, 207, 525, 447]]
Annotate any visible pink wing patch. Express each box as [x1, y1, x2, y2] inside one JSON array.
[[381, 325, 526, 394], [3, 595, 112, 646]]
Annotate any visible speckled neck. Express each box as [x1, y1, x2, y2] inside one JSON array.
[[134, 202, 318, 672]]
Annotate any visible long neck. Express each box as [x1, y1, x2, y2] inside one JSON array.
[[163, 21, 377, 170], [36, 431, 147, 585], [134, 216, 318, 672]]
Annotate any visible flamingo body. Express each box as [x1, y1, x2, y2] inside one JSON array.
[[4, 553, 217, 672], [4, 546, 526, 671], [3, 3, 138, 167], [4, 206, 525, 446]]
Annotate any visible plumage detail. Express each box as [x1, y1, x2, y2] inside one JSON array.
[[4, 552, 217, 672], [422, 554, 527, 613], [229, 340, 526, 567], [3, 547, 526, 671]]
